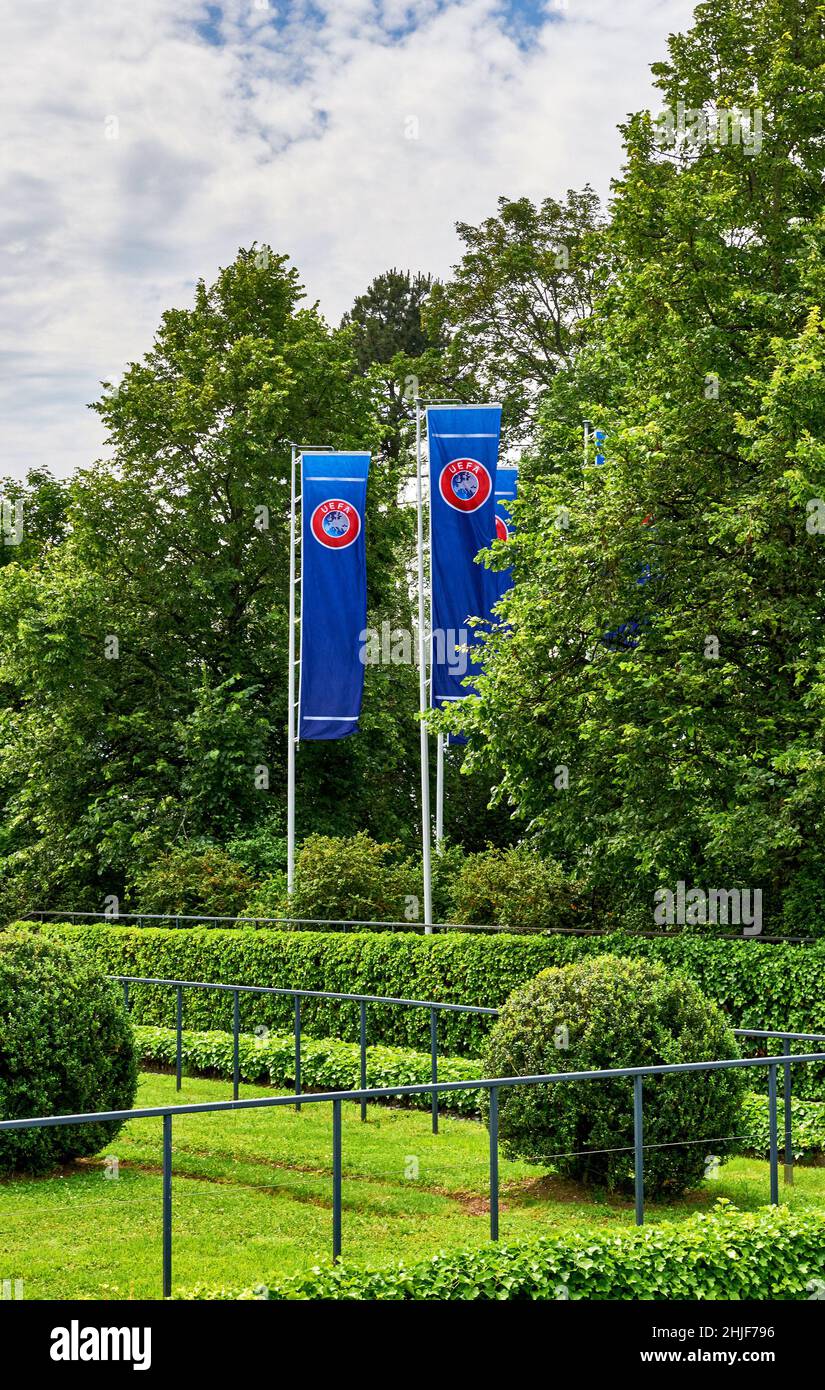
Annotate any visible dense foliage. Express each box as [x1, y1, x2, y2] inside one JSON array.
[[278, 832, 419, 924], [130, 846, 256, 919], [449, 846, 586, 931], [25, 925, 825, 1095], [483, 956, 744, 1196], [448, 0, 825, 935], [1, 0, 823, 942], [135, 1025, 482, 1116], [189, 1203, 825, 1300], [0, 931, 137, 1174]]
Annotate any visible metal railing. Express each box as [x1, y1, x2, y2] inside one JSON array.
[[2, 1046, 824, 1299], [110, 972, 825, 1155], [111, 973, 498, 1132], [24, 908, 817, 943], [28, 909, 522, 934]]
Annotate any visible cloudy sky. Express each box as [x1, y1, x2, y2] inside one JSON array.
[[1, 0, 696, 480]]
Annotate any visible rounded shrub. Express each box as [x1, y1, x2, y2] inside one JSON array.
[[0, 931, 138, 1175], [286, 833, 419, 923], [129, 844, 255, 920], [482, 954, 745, 1197], [450, 846, 585, 931]]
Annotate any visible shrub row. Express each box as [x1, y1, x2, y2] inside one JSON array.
[[23, 924, 824, 1079], [740, 1091, 825, 1162], [134, 1026, 482, 1116], [0, 931, 137, 1175], [184, 1203, 825, 1300], [136, 1023, 825, 1161], [106, 836, 590, 933]]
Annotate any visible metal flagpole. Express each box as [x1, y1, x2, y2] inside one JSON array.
[[287, 443, 334, 903], [415, 398, 434, 931], [435, 733, 444, 849], [287, 443, 298, 898], [423, 397, 462, 863]]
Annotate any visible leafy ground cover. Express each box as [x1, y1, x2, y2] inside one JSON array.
[[2, 1071, 825, 1299]]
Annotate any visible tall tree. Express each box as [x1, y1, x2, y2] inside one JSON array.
[[341, 268, 448, 459], [447, 0, 825, 932], [0, 248, 424, 912], [424, 189, 611, 442]]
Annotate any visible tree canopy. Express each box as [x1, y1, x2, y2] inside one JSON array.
[[1, 0, 823, 933], [445, 0, 825, 932]]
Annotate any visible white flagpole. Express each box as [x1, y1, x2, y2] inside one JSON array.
[[287, 443, 335, 902], [287, 442, 298, 898], [415, 397, 434, 931], [435, 732, 444, 848]]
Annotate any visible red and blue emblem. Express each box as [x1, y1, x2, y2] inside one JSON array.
[[495, 512, 511, 542], [310, 498, 362, 549], [438, 457, 492, 513]]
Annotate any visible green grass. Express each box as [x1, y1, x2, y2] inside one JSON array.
[[2, 1070, 825, 1300]]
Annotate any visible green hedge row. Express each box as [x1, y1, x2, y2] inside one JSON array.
[[134, 1025, 482, 1115], [136, 1023, 825, 1160], [184, 1203, 825, 1300], [739, 1092, 825, 1162], [24, 924, 824, 1064]]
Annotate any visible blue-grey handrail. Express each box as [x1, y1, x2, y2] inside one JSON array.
[[107, 969, 825, 1149], [110, 972, 498, 1124], [1, 1050, 822, 1125], [110, 973, 500, 1013], [1, 1047, 823, 1298], [24, 907, 817, 942]]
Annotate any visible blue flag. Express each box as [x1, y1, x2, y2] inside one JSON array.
[[298, 452, 370, 740], [489, 464, 518, 610], [427, 405, 501, 714]]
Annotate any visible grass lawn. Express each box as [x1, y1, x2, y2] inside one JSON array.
[[2, 1070, 825, 1300]]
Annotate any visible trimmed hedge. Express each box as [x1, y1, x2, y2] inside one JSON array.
[[184, 1203, 825, 1300], [19, 925, 824, 1084], [0, 931, 137, 1175], [135, 1023, 825, 1160], [134, 1025, 482, 1115], [482, 956, 745, 1196], [740, 1091, 825, 1162]]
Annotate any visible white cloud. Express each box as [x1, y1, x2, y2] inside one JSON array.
[[0, 0, 696, 479]]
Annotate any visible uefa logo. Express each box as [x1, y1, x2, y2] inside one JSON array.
[[495, 512, 511, 542], [438, 458, 492, 513], [310, 498, 362, 549]]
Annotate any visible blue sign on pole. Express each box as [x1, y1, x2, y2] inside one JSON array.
[[298, 452, 370, 740], [427, 405, 501, 714]]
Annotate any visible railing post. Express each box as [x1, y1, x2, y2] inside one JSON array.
[[332, 1098, 342, 1263], [162, 1113, 172, 1298], [175, 986, 183, 1092], [783, 1037, 794, 1185], [294, 995, 302, 1111], [359, 1001, 367, 1122], [633, 1075, 644, 1227], [232, 990, 240, 1101], [768, 1062, 779, 1205], [430, 1008, 439, 1135], [122, 980, 129, 1013], [489, 1086, 499, 1241]]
